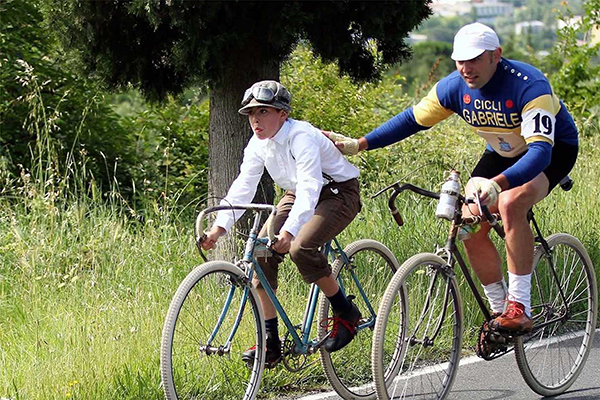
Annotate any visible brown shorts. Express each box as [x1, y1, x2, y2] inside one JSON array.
[[255, 178, 361, 290]]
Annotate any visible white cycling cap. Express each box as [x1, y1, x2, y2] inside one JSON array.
[[451, 22, 500, 61]]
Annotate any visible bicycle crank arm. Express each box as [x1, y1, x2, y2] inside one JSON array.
[[312, 332, 332, 352]]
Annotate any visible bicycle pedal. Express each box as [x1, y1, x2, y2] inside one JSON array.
[[487, 331, 508, 344], [243, 355, 282, 370], [476, 321, 513, 360], [492, 327, 529, 339]]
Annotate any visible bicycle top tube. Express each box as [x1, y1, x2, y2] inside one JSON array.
[[374, 171, 574, 238]]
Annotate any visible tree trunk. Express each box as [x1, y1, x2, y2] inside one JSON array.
[[208, 52, 278, 260]]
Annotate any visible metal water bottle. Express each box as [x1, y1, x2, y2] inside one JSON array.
[[435, 170, 461, 220]]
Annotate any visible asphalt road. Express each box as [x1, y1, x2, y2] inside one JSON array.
[[284, 328, 600, 400]]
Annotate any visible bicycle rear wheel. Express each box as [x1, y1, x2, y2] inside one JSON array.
[[372, 253, 463, 400], [318, 239, 400, 399], [515, 233, 597, 396], [161, 261, 266, 400]]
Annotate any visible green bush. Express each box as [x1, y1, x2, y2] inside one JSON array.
[[1, 0, 210, 214], [0, 0, 137, 198], [542, 0, 600, 123]]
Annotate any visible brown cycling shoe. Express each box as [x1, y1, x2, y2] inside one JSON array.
[[241, 333, 282, 368], [476, 312, 506, 360], [321, 297, 362, 353], [489, 301, 533, 332]]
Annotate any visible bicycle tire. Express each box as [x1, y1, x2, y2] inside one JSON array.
[[515, 233, 597, 396], [372, 253, 463, 400], [161, 261, 266, 400], [318, 239, 400, 399]]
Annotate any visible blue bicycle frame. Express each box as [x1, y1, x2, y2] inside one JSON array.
[[197, 205, 376, 357]]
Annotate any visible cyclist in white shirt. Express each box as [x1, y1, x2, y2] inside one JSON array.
[[201, 80, 362, 366]]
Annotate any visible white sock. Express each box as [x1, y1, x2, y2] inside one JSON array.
[[483, 278, 507, 314], [507, 271, 532, 317]]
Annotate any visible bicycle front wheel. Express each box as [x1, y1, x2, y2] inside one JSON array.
[[318, 239, 400, 399], [515, 233, 597, 396], [372, 253, 463, 400], [161, 261, 266, 400]]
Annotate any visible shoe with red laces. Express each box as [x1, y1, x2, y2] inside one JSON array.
[[321, 297, 362, 353], [241, 333, 281, 368], [489, 300, 532, 332]]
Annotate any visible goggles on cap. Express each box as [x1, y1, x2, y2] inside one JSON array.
[[241, 85, 281, 107]]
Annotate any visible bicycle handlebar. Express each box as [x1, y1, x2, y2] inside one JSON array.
[[373, 182, 440, 228], [374, 181, 505, 239], [194, 204, 277, 248], [466, 196, 505, 239]]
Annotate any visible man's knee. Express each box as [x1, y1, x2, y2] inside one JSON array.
[[289, 240, 316, 265], [498, 190, 534, 222], [463, 226, 491, 248], [289, 241, 330, 283]]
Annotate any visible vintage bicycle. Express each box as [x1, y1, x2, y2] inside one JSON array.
[[371, 170, 597, 400], [160, 203, 402, 399]]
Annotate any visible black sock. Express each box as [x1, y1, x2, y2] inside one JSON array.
[[265, 317, 279, 341], [327, 289, 352, 315]]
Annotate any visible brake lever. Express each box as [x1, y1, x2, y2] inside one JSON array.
[[475, 192, 496, 226]]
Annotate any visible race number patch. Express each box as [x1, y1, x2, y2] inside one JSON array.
[[521, 108, 555, 144]]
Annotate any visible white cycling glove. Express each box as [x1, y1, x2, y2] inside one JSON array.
[[327, 132, 360, 155], [470, 177, 502, 207]]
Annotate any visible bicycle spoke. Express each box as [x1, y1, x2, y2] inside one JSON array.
[[373, 253, 462, 400]]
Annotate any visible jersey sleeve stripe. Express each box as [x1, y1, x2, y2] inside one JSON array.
[[413, 83, 454, 127], [525, 135, 553, 145], [522, 93, 560, 115]]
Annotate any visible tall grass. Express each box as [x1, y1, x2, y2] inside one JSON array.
[[2, 103, 599, 399]]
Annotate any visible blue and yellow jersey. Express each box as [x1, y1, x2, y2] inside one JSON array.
[[365, 58, 578, 187]]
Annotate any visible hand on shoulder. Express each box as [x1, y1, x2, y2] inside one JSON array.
[[321, 130, 361, 155]]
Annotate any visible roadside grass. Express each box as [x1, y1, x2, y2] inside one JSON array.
[[1, 120, 598, 399]]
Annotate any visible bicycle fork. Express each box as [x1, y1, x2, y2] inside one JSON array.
[[407, 265, 453, 348], [200, 276, 251, 356]]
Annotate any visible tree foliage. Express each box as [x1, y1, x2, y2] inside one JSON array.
[[542, 0, 600, 123], [44, 1, 432, 101], [384, 41, 454, 94]]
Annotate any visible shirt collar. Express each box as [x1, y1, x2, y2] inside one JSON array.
[[480, 59, 504, 92], [271, 119, 291, 146]]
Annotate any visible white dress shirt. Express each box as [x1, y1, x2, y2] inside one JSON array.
[[214, 118, 360, 237]]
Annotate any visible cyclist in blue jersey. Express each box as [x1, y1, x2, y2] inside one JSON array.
[[326, 23, 578, 333]]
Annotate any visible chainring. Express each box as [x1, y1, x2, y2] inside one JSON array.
[[476, 320, 512, 361], [281, 327, 311, 372]]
